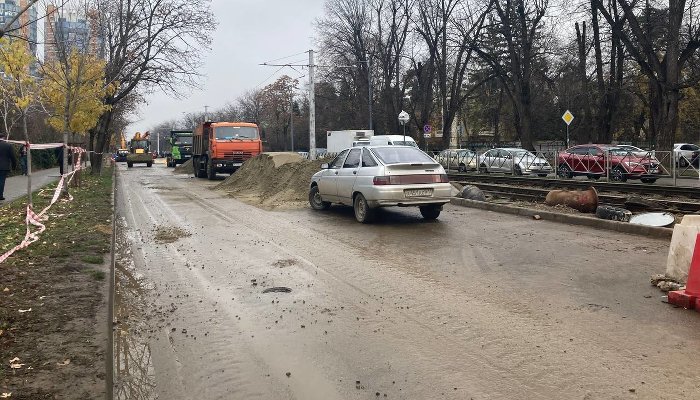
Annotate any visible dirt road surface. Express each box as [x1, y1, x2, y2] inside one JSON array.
[[114, 163, 700, 400]]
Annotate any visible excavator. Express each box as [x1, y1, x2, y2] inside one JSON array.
[[126, 131, 153, 168]]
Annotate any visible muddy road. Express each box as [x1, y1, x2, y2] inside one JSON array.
[[114, 163, 700, 399]]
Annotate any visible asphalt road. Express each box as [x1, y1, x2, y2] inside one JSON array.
[[115, 163, 700, 400]]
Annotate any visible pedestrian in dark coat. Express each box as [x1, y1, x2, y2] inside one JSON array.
[[0, 133, 18, 201], [19, 144, 27, 175]]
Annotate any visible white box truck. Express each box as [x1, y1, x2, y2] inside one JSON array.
[[326, 130, 374, 153]]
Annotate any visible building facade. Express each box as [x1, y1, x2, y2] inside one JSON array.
[[0, 0, 38, 56], [44, 4, 101, 64]]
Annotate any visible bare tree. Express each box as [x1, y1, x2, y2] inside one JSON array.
[[88, 0, 215, 173], [594, 0, 700, 149]]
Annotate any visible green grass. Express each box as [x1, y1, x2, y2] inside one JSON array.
[[86, 269, 106, 280], [80, 254, 105, 264]]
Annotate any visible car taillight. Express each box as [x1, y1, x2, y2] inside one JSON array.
[[373, 174, 449, 185]]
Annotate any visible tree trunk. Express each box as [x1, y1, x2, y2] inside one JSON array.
[[575, 22, 593, 143], [91, 110, 114, 174]]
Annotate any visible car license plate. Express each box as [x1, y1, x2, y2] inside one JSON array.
[[404, 189, 433, 198], [232, 162, 242, 167], [649, 168, 659, 173]]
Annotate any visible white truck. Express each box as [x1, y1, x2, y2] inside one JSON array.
[[326, 130, 374, 153]]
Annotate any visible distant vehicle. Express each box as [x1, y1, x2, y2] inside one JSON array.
[[192, 121, 263, 180], [557, 144, 661, 183], [326, 130, 374, 153], [353, 140, 371, 147], [615, 144, 655, 158], [127, 132, 152, 168], [166, 130, 193, 167], [308, 145, 451, 223], [114, 149, 128, 163], [437, 149, 478, 172], [478, 148, 552, 176], [674, 143, 700, 167], [369, 135, 418, 147]]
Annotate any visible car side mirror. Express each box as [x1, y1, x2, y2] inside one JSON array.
[[321, 163, 329, 169]]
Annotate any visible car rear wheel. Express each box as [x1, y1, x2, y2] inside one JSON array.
[[609, 167, 627, 182], [513, 165, 523, 176], [147, 162, 152, 167], [353, 193, 375, 223], [419, 205, 442, 220], [309, 185, 330, 210], [479, 164, 488, 174], [557, 165, 573, 179], [458, 164, 466, 173]]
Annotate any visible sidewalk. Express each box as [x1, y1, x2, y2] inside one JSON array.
[[2, 168, 60, 203]]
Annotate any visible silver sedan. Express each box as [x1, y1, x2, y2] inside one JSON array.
[[309, 146, 452, 223]]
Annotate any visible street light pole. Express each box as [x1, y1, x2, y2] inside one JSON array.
[[308, 49, 316, 160]]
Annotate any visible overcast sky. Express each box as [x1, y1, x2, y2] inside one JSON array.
[[129, 0, 326, 133]]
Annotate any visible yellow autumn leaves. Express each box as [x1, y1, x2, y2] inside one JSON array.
[[0, 37, 114, 136]]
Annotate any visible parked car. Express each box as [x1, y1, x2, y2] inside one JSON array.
[[437, 149, 478, 172], [615, 144, 655, 158], [309, 146, 452, 223], [477, 148, 552, 176], [114, 149, 129, 163], [557, 144, 661, 183], [674, 143, 700, 167]]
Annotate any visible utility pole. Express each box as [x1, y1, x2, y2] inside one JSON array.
[[290, 94, 294, 152], [367, 58, 372, 130], [308, 49, 316, 160], [157, 131, 160, 156], [204, 105, 209, 122]]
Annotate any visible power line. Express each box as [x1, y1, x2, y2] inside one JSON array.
[[261, 50, 309, 65]]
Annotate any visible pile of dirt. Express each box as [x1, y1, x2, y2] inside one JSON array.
[[216, 152, 324, 209], [154, 226, 191, 243], [173, 159, 193, 174]]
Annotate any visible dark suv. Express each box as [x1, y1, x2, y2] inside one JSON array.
[[557, 144, 661, 183]]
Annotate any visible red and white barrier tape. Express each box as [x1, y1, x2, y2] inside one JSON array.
[[0, 149, 87, 264]]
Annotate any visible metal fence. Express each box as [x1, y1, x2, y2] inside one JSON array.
[[298, 147, 700, 186], [432, 149, 700, 186]]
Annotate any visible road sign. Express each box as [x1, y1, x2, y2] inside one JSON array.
[[562, 110, 574, 126], [398, 110, 410, 125], [435, 132, 443, 138], [423, 124, 432, 133]]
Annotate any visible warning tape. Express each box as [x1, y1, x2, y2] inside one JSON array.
[[0, 149, 86, 264]]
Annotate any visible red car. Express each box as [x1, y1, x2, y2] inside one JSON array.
[[557, 144, 661, 184]]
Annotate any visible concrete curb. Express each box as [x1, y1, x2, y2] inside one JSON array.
[[450, 197, 673, 239]]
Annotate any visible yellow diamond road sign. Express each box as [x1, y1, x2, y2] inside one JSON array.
[[562, 110, 574, 125]]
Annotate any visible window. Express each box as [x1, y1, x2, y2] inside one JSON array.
[[371, 147, 435, 164], [343, 148, 361, 168], [588, 147, 602, 156], [681, 144, 699, 151], [362, 148, 378, 167], [569, 146, 589, 155], [329, 150, 348, 169]]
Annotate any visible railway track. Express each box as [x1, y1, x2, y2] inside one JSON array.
[[447, 173, 700, 199], [464, 182, 700, 213]]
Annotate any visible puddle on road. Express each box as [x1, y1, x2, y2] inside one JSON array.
[[114, 230, 157, 399]]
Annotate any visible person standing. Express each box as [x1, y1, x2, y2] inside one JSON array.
[[0, 133, 18, 201], [56, 145, 64, 176], [19, 144, 27, 175]]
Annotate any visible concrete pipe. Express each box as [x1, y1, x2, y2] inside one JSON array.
[[544, 187, 598, 213]]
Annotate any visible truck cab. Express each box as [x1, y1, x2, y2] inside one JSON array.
[[166, 130, 194, 167], [192, 121, 263, 179]]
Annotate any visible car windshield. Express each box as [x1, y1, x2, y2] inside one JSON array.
[[131, 140, 149, 149], [176, 136, 193, 145], [371, 147, 435, 164], [215, 126, 258, 140]]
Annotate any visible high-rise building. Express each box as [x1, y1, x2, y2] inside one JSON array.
[[0, 0, 38, 56], [44, 4, 101, 64]]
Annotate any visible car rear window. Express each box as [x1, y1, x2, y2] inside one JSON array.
[[371, 147, 435, 164]]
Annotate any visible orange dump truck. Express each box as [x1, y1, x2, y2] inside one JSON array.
[[191, 121, 263, 179]]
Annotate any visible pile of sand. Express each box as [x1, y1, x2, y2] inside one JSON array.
[[216, 152, 325, 209], [173, 159, 193, 174]]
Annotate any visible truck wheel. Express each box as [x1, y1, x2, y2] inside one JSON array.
[[419, 205, 442, 220], [207, 158, 216, 180], [127, 162, 133, 168]]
